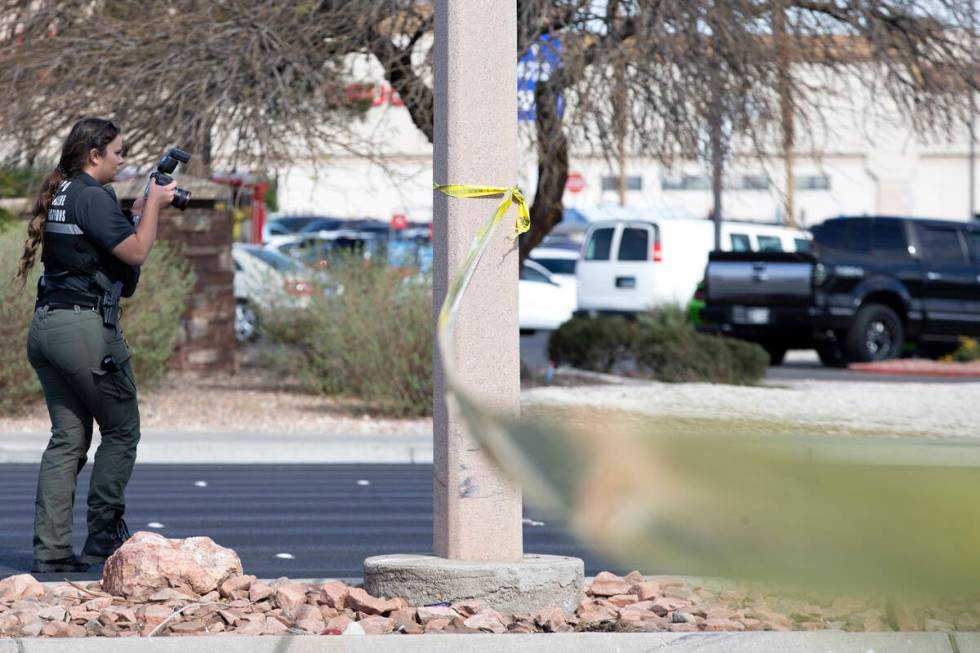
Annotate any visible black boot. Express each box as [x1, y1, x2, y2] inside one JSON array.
[[80, 518, 131, 565], [31, 555, 90, 573]]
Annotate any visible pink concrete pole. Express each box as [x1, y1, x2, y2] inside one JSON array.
[[431, 0, 523, 561]]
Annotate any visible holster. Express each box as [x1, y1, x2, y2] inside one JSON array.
[[92, 271, 124, 328]]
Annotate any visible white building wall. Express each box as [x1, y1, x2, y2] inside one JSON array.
[[276, 61, 979, 228]]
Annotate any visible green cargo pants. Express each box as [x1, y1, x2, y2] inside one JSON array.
[[26, 305, 140, 560]]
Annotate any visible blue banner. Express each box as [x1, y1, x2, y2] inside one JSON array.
[[517, 34, 562, 122]]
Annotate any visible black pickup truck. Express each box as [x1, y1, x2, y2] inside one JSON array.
[[701, 216, 980, 366]]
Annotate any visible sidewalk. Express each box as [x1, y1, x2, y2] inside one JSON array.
[[0, 431, 433, 465], [6, 427, 980, 467], [0, 631, 974, 652]]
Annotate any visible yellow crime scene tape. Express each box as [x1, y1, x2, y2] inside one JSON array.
[[434, 182, 980, 600]]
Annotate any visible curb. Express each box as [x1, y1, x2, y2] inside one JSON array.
[[0, 631, 973, 652], [0, 431, 434, 465], [848, 361, 980, 378]]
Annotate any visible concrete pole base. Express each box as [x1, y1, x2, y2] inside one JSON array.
[[363, 554, 585, 616]]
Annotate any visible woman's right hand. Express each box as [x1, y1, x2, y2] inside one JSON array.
[[147, 179, 177, 209]]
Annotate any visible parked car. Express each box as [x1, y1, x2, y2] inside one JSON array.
[[269, 230, 385, 269], [701, 215, 980, 366], [576, 213, 810, 315], [387, 236, 433, 275], [520, 259, 577, 332], [297, 217, 346, 234], [263, 215, 337, 243], [529, 238, 579, 283], [232, 244, 315, 342]]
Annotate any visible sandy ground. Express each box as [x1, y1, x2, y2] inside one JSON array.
[[0, 372, 432, 435], [521, 375, 980, 439], [2, 366, 976, 439]]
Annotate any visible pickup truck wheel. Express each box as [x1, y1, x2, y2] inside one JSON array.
[[816, 343, 847, 368], [846, 304, 904, 362], [761, 343, 787, 366]]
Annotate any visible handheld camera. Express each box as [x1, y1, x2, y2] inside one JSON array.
[[144, 147, 192, 210]]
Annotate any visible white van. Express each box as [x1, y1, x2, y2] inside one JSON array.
[[576, 214, 810, 314]]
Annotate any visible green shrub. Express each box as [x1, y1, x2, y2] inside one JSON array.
[[635, 307, 769, 384], [948, 337, 980, 363], [262, 256, 433, 417], [0, 232, 42, 414], [546, 306, 768, 385], [120, 240, 196, 387], [547, 316, 637, 373], [0, 207, 19, 232], [0, 230, 194, 415], [0, 166, 45, 199]]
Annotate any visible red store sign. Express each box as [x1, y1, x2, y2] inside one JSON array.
[[346, 82, 405, 108]]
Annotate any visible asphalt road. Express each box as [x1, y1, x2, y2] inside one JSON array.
[[0, 464, 622, 582], [520, 330, 978, 384]]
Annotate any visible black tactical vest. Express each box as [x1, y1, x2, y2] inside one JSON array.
[[38, 174, 139, 304]]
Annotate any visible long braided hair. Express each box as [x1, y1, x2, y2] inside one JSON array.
[[16, 118, 120, 284]]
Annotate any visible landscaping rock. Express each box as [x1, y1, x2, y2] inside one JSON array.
[[632, 581, 659, 601], [577, 601, 618, 626], [272, 581, 308, 612], [0, 570, 960, 639], [346, 587, 396, 616], [319, 581, 349, 609], [416, 605, 458, 624], [167, 619, 207, 635], [248, 582, 274, 603], [589, 571, 631, 597], [0, 575, 44, 602], [324, 614, 352, 634], [608, 594, 639, 608], [262, 616, 290, 635], [36, 605, 67, 621], [533, 606, 566, 632], [102, 531, 242, 601], [451, 600, 483, 617], [360, 616, 394, 635], [507, 620, 536, 634], [424, 617, 451, 633], [464, 612, 506, 633], [219, 574, 254, 598], [146, 588, 196, 602], [41, 621, 86, 637]]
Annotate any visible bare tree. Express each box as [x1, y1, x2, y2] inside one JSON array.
[[0, 0, 361, 173], [1, 1, 976, 260], [322, 0, 978, 261]]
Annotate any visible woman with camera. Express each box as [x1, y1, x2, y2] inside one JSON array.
[[15, 117, 176, 573]]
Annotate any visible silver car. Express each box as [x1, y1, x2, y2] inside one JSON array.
[[232, 244, 315, 342]]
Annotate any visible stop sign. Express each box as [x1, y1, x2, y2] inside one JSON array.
[[566, 172, 585, 193], [391, 213, 408, 230]]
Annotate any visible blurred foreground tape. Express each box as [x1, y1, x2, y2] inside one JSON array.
[[466, 397, 980, 596], [438, 184, 978, 597]]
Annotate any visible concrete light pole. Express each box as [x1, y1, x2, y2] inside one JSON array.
[[363, 0, 583, 615]]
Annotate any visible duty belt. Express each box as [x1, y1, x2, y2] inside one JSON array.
[[36, 289, 100, 312]]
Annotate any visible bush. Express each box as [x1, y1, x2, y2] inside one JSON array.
[[0, 166, 45, 199], [0, 230, 194, 415], [548, 316, 637, 373], [546, 306, 768, 385], [635, 307, 769, 384], [262, 256, 433, 417], [948, 336, 980, 363], [0, 231, 42, 414], [0, 207, 19, 232], [119, 240, 196, 387]]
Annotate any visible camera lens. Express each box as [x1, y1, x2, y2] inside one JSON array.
[[171, 188, 191, 211]]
